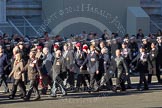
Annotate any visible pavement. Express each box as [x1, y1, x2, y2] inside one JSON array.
[[0, 76, 162, 108]]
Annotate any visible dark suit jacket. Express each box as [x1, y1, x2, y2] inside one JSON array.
[[157, 44, 162, 64], [121, 48, 132, 65], [62, 50, 74, 70], [82, 51, 99, 74], [131, 53, 152, 73], [0, 53, 8, 75], [149, 48, 158, 74], [99, 53, 110, 73], [52, 57, 64, 80], [24, 58, 41, 80], [74, 51, 87, 70]]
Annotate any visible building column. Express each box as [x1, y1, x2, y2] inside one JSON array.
[[0, 0, 7, 23]]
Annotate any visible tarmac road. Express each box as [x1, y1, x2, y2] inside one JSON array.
[[0, 76, 162, 108]]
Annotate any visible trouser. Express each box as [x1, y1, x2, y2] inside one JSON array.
[[115, 73, 126, 91], [84, 74, 90, 85], [100, 72, 113, 87], [96, 72, 102, 87], [10, 79, 26, 98], [125, 72, 132, 87], [40, 74, 53, 94], [26, 79, 40, 100], [89, 73, 99, 90], [59, 71, 67, 86], [0, 74, 9, 92], [156, 63, 161, 83], [24, 72, 28, 85], [116, 78, 126, 91], [76, 74, 88, 88], [51, 75, 66, 96], [148, 73, 161, 83], [125, 60, 132, 87], [138, 72, 148, 89], [66, 69, 75, 87], [89, 73, 95, 88], [156, 61, 162, 82]]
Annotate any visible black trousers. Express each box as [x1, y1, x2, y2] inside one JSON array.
[[116, 77, 126, 91], [26, 79, 40, 99], [40, 74, 53, 94], [60, 72, 67, 81], [125, 60, 132, 87], [148, 73, 161, 83], [138, 72, 148, 89], [66, 69, 75, 87], [0, 74, 9, 92], [84, 74, 90, 85], [125, 72, 131, 87], [76, 74, 88, 87], [10, 79, 26, 98]]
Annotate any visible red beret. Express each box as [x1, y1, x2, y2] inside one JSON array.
[[37, 46, 42, 49], [82, 46, 88, 50], [53, 44, 59, 49], [75, 42, 81, 47]]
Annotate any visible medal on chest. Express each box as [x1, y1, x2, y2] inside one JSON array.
[[56, 61, 60, 65], [91, 58, 95, 62], [30, 60, 36, 67], [66, 57, 69, 61]]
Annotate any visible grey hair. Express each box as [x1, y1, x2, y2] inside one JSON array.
[[43, 47, 49, 53]]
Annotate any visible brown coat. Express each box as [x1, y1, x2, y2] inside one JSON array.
[[9, 60, 24, 80], [23, 58, 41, 80]]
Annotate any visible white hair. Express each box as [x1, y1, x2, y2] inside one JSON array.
[[43, 47, 49, 54]]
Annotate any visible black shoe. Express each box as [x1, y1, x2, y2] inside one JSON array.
[[9, 95, 14, 99], [3, 89, 9, 94], [106, 86, 112, 90], [127, 86, 132, 89], [143, 87, 149, 90], [62, 92, 67, 96], [87, 88, 92, 94], [137, 84, 142, 90], [111, 86, 117, 93], [74, 87, 80, 92], [19, 93, 26, 99], [71, 87, 76, 92], [83, 87, 89, 92], [33, 96, 40, 101], [148, 81, 151, 84], [50, 95, 56, 97], [137, 87, 143, 91], [41, 89, 47, 95], [115, 85, 121, 90], [23, 97, 30, 101], [120, 89, 126, 93], [93, 87, 100, 92], [99, 85, 105, 90], [20, 95, 26, 99], [158, 80, 162, 84]]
